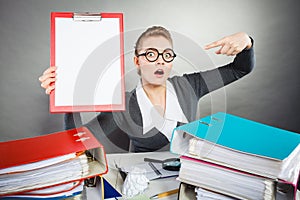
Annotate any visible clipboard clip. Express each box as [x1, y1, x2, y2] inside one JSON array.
[[73, 13, 102, 22]]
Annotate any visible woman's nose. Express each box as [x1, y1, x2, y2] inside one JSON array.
[[155, 55, 165, 65]]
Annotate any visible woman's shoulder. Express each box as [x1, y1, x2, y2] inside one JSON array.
[[168, 72, 202, 84], [125, 88, 137, 98], [125, 89, 139, 108]]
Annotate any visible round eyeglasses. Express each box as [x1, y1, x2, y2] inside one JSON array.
[[137, 48, 177, 63]]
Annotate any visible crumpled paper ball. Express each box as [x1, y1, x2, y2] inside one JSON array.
[[122, 166, 149, 198]]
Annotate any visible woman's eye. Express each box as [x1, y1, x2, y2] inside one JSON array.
[[164, 53, 171, 58], [147, 52, 156, 57]]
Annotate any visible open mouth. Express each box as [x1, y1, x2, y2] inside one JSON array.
[[154, 69, 164, 75]]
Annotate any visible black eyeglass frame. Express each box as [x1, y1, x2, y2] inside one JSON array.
[[136, 48, 177, 63]]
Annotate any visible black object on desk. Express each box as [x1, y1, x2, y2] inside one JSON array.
[[144, 158, 181, 171], [115, 162, 128, 181]]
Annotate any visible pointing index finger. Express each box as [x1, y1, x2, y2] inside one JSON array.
[[204, 40, 223, 50]]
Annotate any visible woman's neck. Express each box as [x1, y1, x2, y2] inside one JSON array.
[[142, 83, 166, 116]]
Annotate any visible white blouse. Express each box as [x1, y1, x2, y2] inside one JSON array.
[[136, 80, 188, 140]]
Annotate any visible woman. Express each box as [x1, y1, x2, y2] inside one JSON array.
[[39, 26, 254, 152]]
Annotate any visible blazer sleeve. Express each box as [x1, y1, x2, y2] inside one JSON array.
[[183, 37, 255, 99], [64, 112, 82, 130]]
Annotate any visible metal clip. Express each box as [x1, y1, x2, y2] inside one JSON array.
[[199, 121, 211, 126], [212, 117, 221, 121], [73, 132, 86, 137], [75, 137, 90, 142], [73, 13, 102, 22]]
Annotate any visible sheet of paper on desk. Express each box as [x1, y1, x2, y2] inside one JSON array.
[[121, 162, 179, 181]]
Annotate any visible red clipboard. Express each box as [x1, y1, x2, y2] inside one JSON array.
[[50, 12, 125, 113], [0, 126, 108, 196]]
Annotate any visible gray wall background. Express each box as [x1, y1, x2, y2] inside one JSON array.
[[0, 0, 299, 152]]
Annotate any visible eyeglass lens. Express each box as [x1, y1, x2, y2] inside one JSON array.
[[145, 48, 176, 63]]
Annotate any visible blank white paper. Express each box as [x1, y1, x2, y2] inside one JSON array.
[[54, 17, 123, 107]]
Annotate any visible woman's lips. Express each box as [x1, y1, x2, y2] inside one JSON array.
[[154, 69, 164, 75]]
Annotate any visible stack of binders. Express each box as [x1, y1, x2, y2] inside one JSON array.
[[0, 127, 108, 199], [170, 112, 300, 200]]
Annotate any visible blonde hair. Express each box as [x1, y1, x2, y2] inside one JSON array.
[[134, 26, 173, 56]]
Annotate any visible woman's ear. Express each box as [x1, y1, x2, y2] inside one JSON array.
[[134, 56, 139, 67], [134, 56, 141, 76]]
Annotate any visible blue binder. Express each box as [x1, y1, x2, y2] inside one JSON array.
[[171, 112, 300, 160], [170, 112, 300, 199], [170, 112, 300, 181]]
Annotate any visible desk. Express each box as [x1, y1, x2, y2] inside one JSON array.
[[104, 151, 180, 200], [90, 152, 300, 200], [105, 151, 180, 199]]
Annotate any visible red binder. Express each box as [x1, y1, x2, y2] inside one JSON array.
[[50, 12, 125, 113], [0, 127, 108, 196]]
